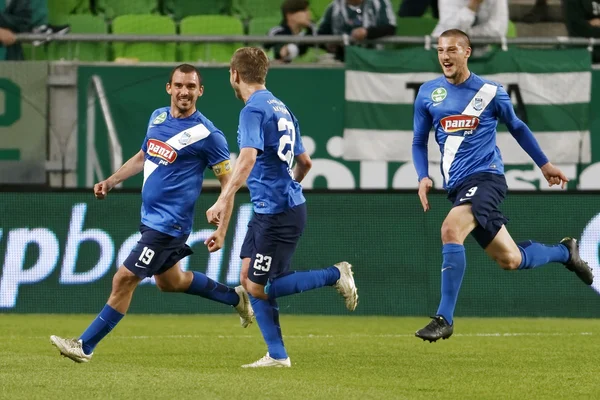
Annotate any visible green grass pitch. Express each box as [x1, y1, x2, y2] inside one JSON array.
[[1, 315, 599, 399]]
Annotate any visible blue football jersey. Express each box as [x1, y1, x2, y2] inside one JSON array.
[[141, 107, 230, 236], [414, 73, 519, 190], [237, 90, 306, 214]]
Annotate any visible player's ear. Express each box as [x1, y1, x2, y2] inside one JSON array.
[[166, 82, 172, 95], [198, 85, 204, 97], [465, 46, 471, 59]]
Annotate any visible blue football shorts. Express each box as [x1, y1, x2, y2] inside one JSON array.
[[448, 172, 509, 249], [240, 203, 307, 285]]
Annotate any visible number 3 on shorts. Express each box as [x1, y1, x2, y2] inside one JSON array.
[[253, 253, 272, 272], [465, 186, 478, 197]]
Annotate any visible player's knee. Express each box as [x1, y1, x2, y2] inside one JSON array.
[[155, 279, 181, 292], [113, 267, 139, 291], [496, 252, 521, 270], [240, 270, 248, 286], [246, 284, 267, 300], [240, 276, 249, 291], [109, 269, 138, 301], [441, 221, 461, 244]]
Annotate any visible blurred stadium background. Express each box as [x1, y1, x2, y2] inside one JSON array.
[[1, 0, 600, 398]]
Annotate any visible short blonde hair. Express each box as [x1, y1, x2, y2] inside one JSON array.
[[230, 47, 269, 85]]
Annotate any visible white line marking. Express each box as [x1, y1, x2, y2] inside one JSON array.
[[8, 332, 593, 340]]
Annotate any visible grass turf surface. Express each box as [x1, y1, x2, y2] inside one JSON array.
[[1, 315, 599, 399]]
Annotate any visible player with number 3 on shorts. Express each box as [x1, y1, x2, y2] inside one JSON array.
[[412, 29, 593, 343]]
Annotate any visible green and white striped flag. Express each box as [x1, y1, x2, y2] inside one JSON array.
[[343, 46, 592, 165]]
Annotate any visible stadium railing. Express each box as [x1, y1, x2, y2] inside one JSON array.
[[14, 33, 600, 48], [86, 75, 123, 188]]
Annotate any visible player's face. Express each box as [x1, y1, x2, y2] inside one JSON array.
[[167, 71, 203, 113], [437, 36, 471, 80], [229, 68, 242, 100]]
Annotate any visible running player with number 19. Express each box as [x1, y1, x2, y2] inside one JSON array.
[[50, 64, 254, 363], [205, 47, 358, 368]]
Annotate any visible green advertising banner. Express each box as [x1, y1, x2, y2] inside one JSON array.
[[77, 66, 346, 189], [78, 60, 600, 191], [1, 191, 599, 316], [344, 47, 596, 190], [0, 62, 47, 183]]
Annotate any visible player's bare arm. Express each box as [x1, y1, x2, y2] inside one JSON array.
[[292, 152, 312, 183], [206, 162, 233, 226], [94, 150, 145, 199], [205, 148, 257, 251], [204, 162, 233, 252]]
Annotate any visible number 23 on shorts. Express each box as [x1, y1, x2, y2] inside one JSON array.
[[253, 253, 272, 272]]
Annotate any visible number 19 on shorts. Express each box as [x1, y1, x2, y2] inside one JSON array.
[[138, 246, 155, 265]]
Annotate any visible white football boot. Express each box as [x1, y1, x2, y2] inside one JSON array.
[[235, 285, 254, 328], [50, 335, 92, 363], [334, 261, 358, 311], [241, 353, 291, 368]]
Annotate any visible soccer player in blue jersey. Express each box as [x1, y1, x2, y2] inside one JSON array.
[[412, 29, 594, 342], [50, 64, 254, 363], [206, 47, 359, 368]]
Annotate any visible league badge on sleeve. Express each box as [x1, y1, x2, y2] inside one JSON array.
[[431, 87, 447, 103], [152, 111, 167, 125]]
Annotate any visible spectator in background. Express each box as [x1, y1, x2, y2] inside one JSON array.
[[398, 0, 439, 19], [265, 0, 315, 63], [30, 0, 70, 49], [432, 0, 508, 38], [317, 0, 396, 61], [523, 0, 550, 23], [0, 0, 37, 60], [562, 0, 600, 63]]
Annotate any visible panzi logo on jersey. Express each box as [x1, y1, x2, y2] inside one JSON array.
[[147, 139, 177, 163], [440, 115, 480, 133]]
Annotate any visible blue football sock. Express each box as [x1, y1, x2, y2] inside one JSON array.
[[250, 295, 287, 360], [265, 267, 340, 299], [517, 241, 570, 269], [79, 304, 124, 355], [185, 271, 239, 306], [436, 243, 466, 326]]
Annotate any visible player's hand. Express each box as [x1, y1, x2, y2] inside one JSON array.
[[418, 177, 433, 212], [351, 27, 368, 41], [540, 162, 569, 189], [589, 18, 600, 27], [204, 229, 225, 253], [94, 179, 114, 200], [206, 200, 225, 226]]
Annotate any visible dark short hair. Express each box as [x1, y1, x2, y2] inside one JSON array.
[[168, 64, 202, 85], [439, 29, 471, 48], [230, 47, 269, 85], [281, 0, 309, 20]]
